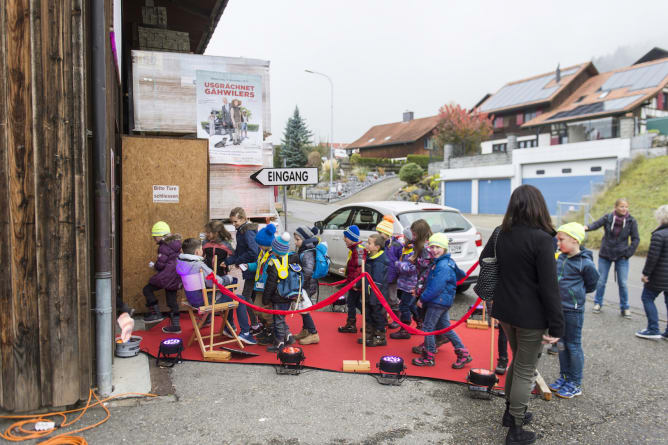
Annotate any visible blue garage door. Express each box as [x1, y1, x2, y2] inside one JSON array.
[[522, 176, 604, 214], [444, 180, 472, 213], [478, 179, 511, 214]]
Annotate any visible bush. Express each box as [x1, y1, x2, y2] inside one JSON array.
[[377, 166, 386, 176], [350, 153, 361, 165], [399, 162, 424, 185], [321, 159, 340, 181], [407, 154, 430, 170], [353, 167, 369, 182], [307, 151, 322, 167]]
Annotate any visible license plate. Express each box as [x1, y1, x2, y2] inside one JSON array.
[[450, 243, 462, 255]]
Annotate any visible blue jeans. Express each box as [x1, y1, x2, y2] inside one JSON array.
[[422, 304, 464, 353], [301, 313, 317, 334], [216, 292, 251, 334], [558, 309, 585, 386], [398, 289, 419, 324], [641, 287, 668, 334], [594, 257, 629, 310], [272, 302, 291, 344], [346, 289, 362, 320]]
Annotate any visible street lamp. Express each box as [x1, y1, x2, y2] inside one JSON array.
[[305, 69, 334, 195]]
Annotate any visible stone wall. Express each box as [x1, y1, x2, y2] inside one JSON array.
[[448, 152, 511, 169], [135, 26, 190, 53]]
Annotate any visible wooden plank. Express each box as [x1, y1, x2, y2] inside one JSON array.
[[5, 0, 41, 412]]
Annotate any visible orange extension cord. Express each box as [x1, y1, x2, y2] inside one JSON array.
[[0, 389, 156, 444]]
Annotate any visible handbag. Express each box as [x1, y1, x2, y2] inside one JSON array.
[[473, 227, 501, 302], [293, 289, 313, 311]]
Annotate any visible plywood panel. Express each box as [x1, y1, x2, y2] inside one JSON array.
[[122, 136, 209, 312]]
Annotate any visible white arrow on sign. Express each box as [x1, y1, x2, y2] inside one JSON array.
[[250, 167, 319, 186]]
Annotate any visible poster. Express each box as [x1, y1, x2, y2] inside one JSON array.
[[196, 70, 264, 165]]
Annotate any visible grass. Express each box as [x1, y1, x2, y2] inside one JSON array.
[[581, 155, 668, 255]]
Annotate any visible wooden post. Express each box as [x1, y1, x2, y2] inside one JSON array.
[[342, 256, 371, 372]]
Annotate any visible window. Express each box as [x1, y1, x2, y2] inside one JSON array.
[[351, 208, 383, 231], [536, 169, 545, 175], [590, 166, 602, 172], [323, 208, 353, 230], [423, 137, 436, 150], [523, 110, 538, 123], [661, 92, 668, 111], [566, 117, 619, 142], [562, 168, 572, 174], [397, 211, 472, 234], [517, 139, 537, 149], [494, 117, 504, 129], [492, 143, 507, 152]]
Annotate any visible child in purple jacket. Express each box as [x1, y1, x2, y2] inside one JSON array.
[[390, 228, 422, 340]]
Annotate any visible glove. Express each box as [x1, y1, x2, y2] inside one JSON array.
[[148, 261, 155, 268]]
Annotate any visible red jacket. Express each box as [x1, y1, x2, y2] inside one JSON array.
[[345, 243, 366, 290]]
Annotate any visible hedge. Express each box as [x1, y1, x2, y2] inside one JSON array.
[[406, 154, 430, 169]]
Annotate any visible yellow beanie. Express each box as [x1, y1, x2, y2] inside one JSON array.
[[376, 215, 395, 236], [428, 232, 449, 250], [557, 222, 585, 244], [151, 221, 171, 237]]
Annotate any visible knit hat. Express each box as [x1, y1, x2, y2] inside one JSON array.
[[272, 232, 291, 256], [295, 225, 319, 241], [255, 223, 277, 247], [428, 233, 449, 250], [376, 215, 395, 237], [403, 227, 414, 243], [557, 222, 585, 244], [343, 225, 360, 243], [151, 221, 170, 237]]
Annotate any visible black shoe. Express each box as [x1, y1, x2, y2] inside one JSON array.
[[266, 342, 284, 353], [390, 328, 411, 340], [338, 320, 357, 333], [505, 417, 537, 445], [257, 330, 274, 346], [496, 357, 509, 375], [387, 321, 400, 330], [162, 324, 182, 334], [143, 305, 164, 323], [502, 402, 532, 427], [367, 334, 387, 347], [285, 334, 296, 346]]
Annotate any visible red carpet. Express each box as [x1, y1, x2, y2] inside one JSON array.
[[135, 311, 507, 386]]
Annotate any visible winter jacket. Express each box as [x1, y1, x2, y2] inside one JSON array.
[[486, 224, 564, 338], [366, 250, 389, 305], [262, 253, 299, 305], [345, 242, 365, 290], [395, 247, 418, 293], [556, 248, 599, 311], [203, 240, 234, 275], [225, 222, 259, 280], [148, 234, 183, 291], [587, 212, 640, 260], [384, 236, 404, 284], [642, 224, 668, 292], [298, 237, 319, 297], [175, 253, 233, 306], [420, 253, 465, 308], [415, 248, 434, 298]]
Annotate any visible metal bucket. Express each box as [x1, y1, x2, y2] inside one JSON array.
[[115, 335, 142, 358]]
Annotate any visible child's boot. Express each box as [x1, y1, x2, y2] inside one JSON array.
[[369, 329, 386, 347], [294, 329, 310, 341], [387, 308, 400, 329], [452, 348, 473, 369], [412, 350, 435, 366], [162, 313, 181, 334], [299, 332, 320, 345], [256, 327, 274, 345], [144, 304, 164, 323], [390, 327, 411, 340], [412, 342, 427, 355], [357, 327, 375, 345], [266, 341, 285, 353], [496, 356, 509, 375], [435, 334, 451, 348], [505, 412, 537, 445], [338, 318, 357, 333]]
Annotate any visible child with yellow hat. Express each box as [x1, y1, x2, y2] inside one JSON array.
[[376, 215, 403, 328], [548, 222, 599, 399]]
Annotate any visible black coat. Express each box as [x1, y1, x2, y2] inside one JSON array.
[[366, 251, 389, 305], [262, 254, 299, 305], [587, 212, 640, 261], [225, 222, 259, 280], [484, 224, 564, 338], [642, 224, 668, 292], [297, 237, 319, 297]]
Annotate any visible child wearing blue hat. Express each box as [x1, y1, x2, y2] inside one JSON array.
[[249, 224, 278, 344], [338, 225, 366, 333]]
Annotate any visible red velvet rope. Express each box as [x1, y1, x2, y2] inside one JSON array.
[[207, 261, 481, 336]]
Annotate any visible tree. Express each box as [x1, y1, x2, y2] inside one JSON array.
[[433, 103, 493, 156], [307, 150, 322, 167], [280, 106, 312, 167], [399, 162, 424, 184]]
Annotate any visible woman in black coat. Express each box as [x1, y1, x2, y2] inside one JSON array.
[[480, 184, 563, 445], [636, 205, 668, 340]]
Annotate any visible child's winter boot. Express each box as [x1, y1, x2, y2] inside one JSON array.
[[412, 350, 435, 366], [452, 348, 473, 369], [144, 304, 164, 323], [256, 327, 274, 345], [390, 327, 411, 340], [162, 313, 181, 334], [357, 327, 375, 345], [338, 318, 357, 333], [368, 329, 387, 347], [295, 329, 310, 340]]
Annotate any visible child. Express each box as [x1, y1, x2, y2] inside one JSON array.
[[338, 225, 365, 333], [376, 215, 403, 328], [412, 233, 472, 368], [294, 226, 320, 345], [261, 231, 297, 352], [176, 238, 257, 344], [224, 207, 261, 334], [247, 224, 277, 345], [390, 228, 421, 340], [203, 220, 234, 275], [358, 233, 389, 347], [143, 221, 183, 334], [548, 223, 599, 399]]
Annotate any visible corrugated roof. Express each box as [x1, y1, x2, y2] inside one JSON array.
[[523, 57, 668, 126], [347, 115, 441, 150], [478, 63, 592, 113]]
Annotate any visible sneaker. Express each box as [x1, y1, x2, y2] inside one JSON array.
[[238, 332, 257, 345], [162, 324, 181, 334], [547, 343, 559, 355], [299, 332, 320, 345], [592, 303, 601, 314], [621, 309, 632, 319], [222, 328, 236, 339], [555, 382, 582, 399], [549, 376, 567, 392], [144, 310, 165, 323], [250, 324, 264, 336], [635, 329, 662, 340]]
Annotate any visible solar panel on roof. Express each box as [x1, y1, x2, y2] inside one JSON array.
[[546, 95, 644, 121], [600, 61, 668, 92]]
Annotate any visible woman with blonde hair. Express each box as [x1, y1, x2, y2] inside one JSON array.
[[636, 205, 668, 340]]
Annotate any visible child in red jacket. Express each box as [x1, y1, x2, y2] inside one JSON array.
[[338, 225, 366, 333]]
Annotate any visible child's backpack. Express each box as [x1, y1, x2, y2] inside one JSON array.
[[272, 256, 303, 300], [301, 241, 330, 280]]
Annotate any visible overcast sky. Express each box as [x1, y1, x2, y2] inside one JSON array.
[[206, 0, 668, 145]]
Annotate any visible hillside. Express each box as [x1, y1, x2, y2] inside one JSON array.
[[584, 155, 668, 255]]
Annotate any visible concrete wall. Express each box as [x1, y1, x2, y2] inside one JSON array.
[[449, 152, 511, 168]]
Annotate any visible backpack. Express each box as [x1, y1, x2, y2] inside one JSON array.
[[272, 256, 303, 300], [312, 242, 331, 279]]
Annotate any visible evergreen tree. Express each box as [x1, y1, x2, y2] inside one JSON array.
[[281, 106, 312, 168]]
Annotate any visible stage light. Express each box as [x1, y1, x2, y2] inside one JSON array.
[[374, 355, 406, 385], [157, 338, 183, 368], [276, 346, 306, 375], [466, 368, 499, 399]]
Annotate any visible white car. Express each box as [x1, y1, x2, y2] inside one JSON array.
[[315, 201, 481, 290]]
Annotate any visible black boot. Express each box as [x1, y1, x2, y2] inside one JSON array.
[[502, 402, 533, 427], [357, 327, 375, 345], [505, 411, 536, 445], [338, 318, 357, 333], [387, 308, 400, 329], [389, 327, 411, 339], [257, 327, 274, 345], [496, 356, 509, 375], [162, 314, 182, 334], [144, 304, 164, 323]]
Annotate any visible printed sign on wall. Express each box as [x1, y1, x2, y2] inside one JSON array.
[[152, 185, 179, 203]]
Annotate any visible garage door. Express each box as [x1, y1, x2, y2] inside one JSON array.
[[444, 180, 471, 213], [478, 179, 510, 214], [522, 175, 604, 214]]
